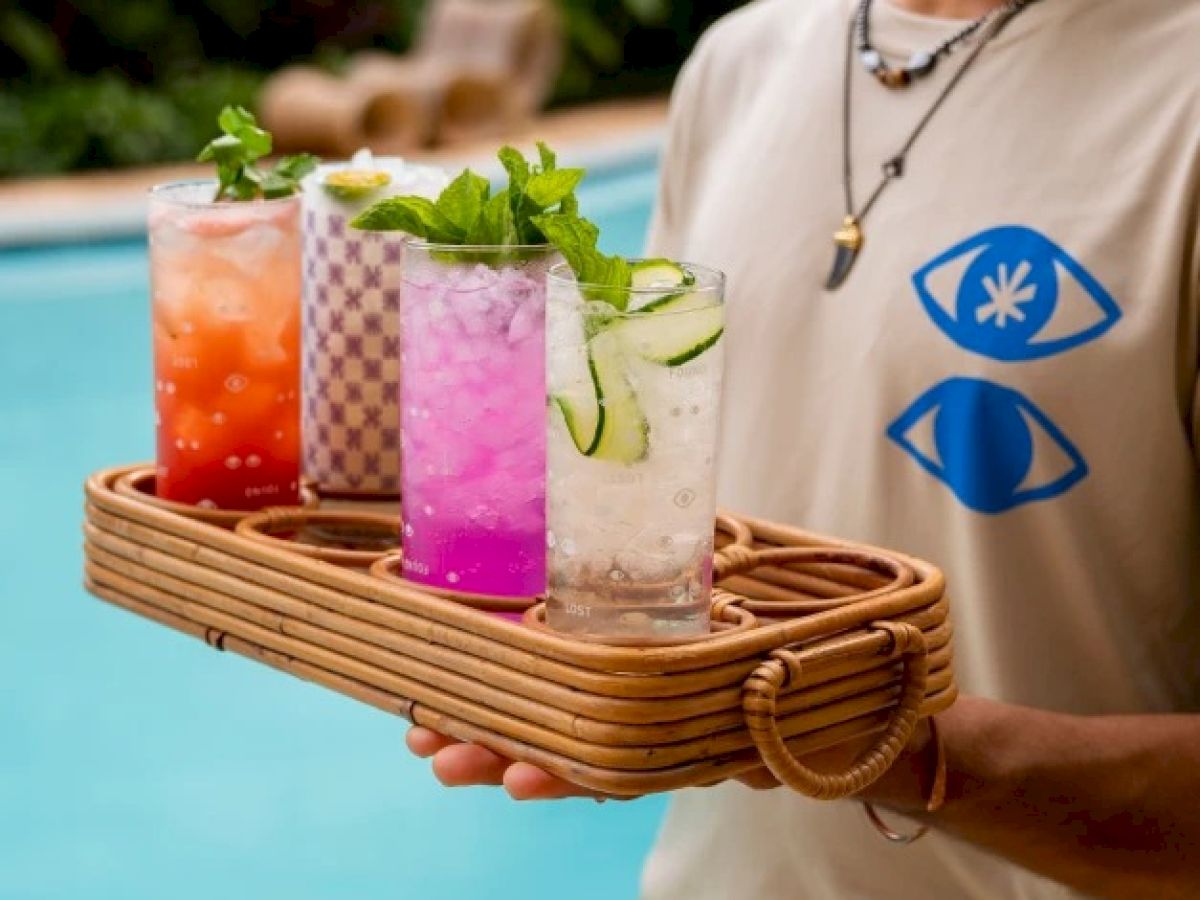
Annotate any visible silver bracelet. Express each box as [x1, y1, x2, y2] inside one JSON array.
[[862, 802, 930, 844], [862, 713, 946, 845]]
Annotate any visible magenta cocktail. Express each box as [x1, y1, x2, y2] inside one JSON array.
[[398, 244, 557, 597]]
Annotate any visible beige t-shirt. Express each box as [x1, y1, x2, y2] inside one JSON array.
[[641, 0, 1200, 897]]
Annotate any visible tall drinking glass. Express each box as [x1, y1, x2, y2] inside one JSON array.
[[148, 181, 302, 509], [545, 262, 726, 640], [399, 244, 559, 597]]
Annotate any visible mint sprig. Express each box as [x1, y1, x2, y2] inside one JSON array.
[[533, 212, 632, 310], [350, 142, 582, 262], [197, 105, 317, 201]]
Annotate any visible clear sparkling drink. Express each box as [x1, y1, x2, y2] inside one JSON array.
[[148, 181, 302, 509], [545, 261, 726, 640], [399, 245, 558, 597]]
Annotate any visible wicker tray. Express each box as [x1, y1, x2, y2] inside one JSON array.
[[83, 463, 956, 797]]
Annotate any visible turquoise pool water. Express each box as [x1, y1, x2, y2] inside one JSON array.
[[0, 153, 666, 899]]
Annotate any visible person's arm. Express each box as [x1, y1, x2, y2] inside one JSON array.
[[862, 696, 1200, 900], [407, 696, 1200, 899]]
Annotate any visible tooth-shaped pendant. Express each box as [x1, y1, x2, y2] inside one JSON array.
[[825, 216, 862, 290]]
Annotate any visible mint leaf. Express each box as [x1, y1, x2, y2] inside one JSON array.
[[273, 153, 317, 182], [533, 213, 598, 265], [355, 143, 580, 262], [468, 189, 517, 246], [350, 196, 464, 243], [260, 170, 295, 199], [236, 124, 272, 160], [232, 178, 258, 201], [198, 133, 248, 201], [218, 105, 256, 135], [435, 170, 490, 234], [525, 168, 585, 209], [499, 145, 540, 243], [197, 133, 241, 165], [534, 212, 631, 309], [217, 105, 271, 159], [497, 146, 530, 191], [252, 153, 317, 198], [199, 105, 314, 201], [588, 256, 632, 310], [556, 218, 623, 295]]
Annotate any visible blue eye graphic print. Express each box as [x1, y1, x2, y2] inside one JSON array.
[[887, 378, 1088, 514], [911, 226, 1120, 362]]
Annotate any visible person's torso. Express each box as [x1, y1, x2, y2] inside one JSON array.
[[642, 0, 1200, 897]]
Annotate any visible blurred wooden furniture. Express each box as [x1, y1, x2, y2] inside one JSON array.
[[259, 67, 428, 157], [260, 0, 563, 156]]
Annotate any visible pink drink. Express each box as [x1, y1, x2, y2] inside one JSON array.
[[399, 245, 557, 597]]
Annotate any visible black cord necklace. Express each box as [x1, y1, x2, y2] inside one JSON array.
[[826, 0, 1039, 291], [856, 0, 997, 88]]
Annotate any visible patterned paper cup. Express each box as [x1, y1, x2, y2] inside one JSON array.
[[301, 156, 449, 497]]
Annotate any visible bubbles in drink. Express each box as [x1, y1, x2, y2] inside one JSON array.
[[544, 264, 725, 639], [150, 185, 302, 510], [399, 249, 554, 597]]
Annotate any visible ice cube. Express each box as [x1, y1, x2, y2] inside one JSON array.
[[506, 297, 542, 345], [615, 548, 677, 582], [451, 264, 499, 295], [214, 221, 287, 273], [459, 306, 490, 338], [180, 206, 259, 238], [583, 300, 616, 320]]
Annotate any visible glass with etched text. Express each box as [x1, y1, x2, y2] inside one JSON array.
[[545, 261, 725, 640], [148, 181, 302, 509], [399, 243, 558, 597]]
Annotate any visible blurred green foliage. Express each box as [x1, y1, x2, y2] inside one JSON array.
[[0, 1, 746, 177]]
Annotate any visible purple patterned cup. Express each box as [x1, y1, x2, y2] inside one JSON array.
[[301, 155, 449, 497]]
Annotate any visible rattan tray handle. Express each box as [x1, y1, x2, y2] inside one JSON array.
[[742, 621, 928, 799]]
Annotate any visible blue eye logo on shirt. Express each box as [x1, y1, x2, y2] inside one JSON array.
[[912, 226, 1120, 362], [887, 377, 1088, 514]]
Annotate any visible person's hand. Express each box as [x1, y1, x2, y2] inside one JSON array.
[[409, 712, 941, 808], [406, 726, 611, 800], [405, 726, 866, 798], [408, 701, 942, 804]]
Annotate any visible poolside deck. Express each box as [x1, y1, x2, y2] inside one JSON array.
[[0, 97, 665, 246]]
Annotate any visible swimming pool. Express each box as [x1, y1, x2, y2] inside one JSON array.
[[0, 148, 666, 900]]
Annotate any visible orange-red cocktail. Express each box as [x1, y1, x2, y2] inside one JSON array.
[[148, 182, 302, 509]]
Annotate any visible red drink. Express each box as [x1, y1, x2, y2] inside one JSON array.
[[149, 181, 303, 509]]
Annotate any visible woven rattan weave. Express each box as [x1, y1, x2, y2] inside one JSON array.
[[83, 463, 955, 797]]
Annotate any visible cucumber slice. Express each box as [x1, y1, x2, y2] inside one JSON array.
[[552, 392, 599, 455], [630, 259, 693, 290], [323, 169, 392, 201], [630, 259, 696, 312], [616, 290, 724, 367], [589, 332, 650, 462], [552, 331, 648, 463]]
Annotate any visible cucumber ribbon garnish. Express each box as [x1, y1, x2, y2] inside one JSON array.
[[535, 215, 723, 463]]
